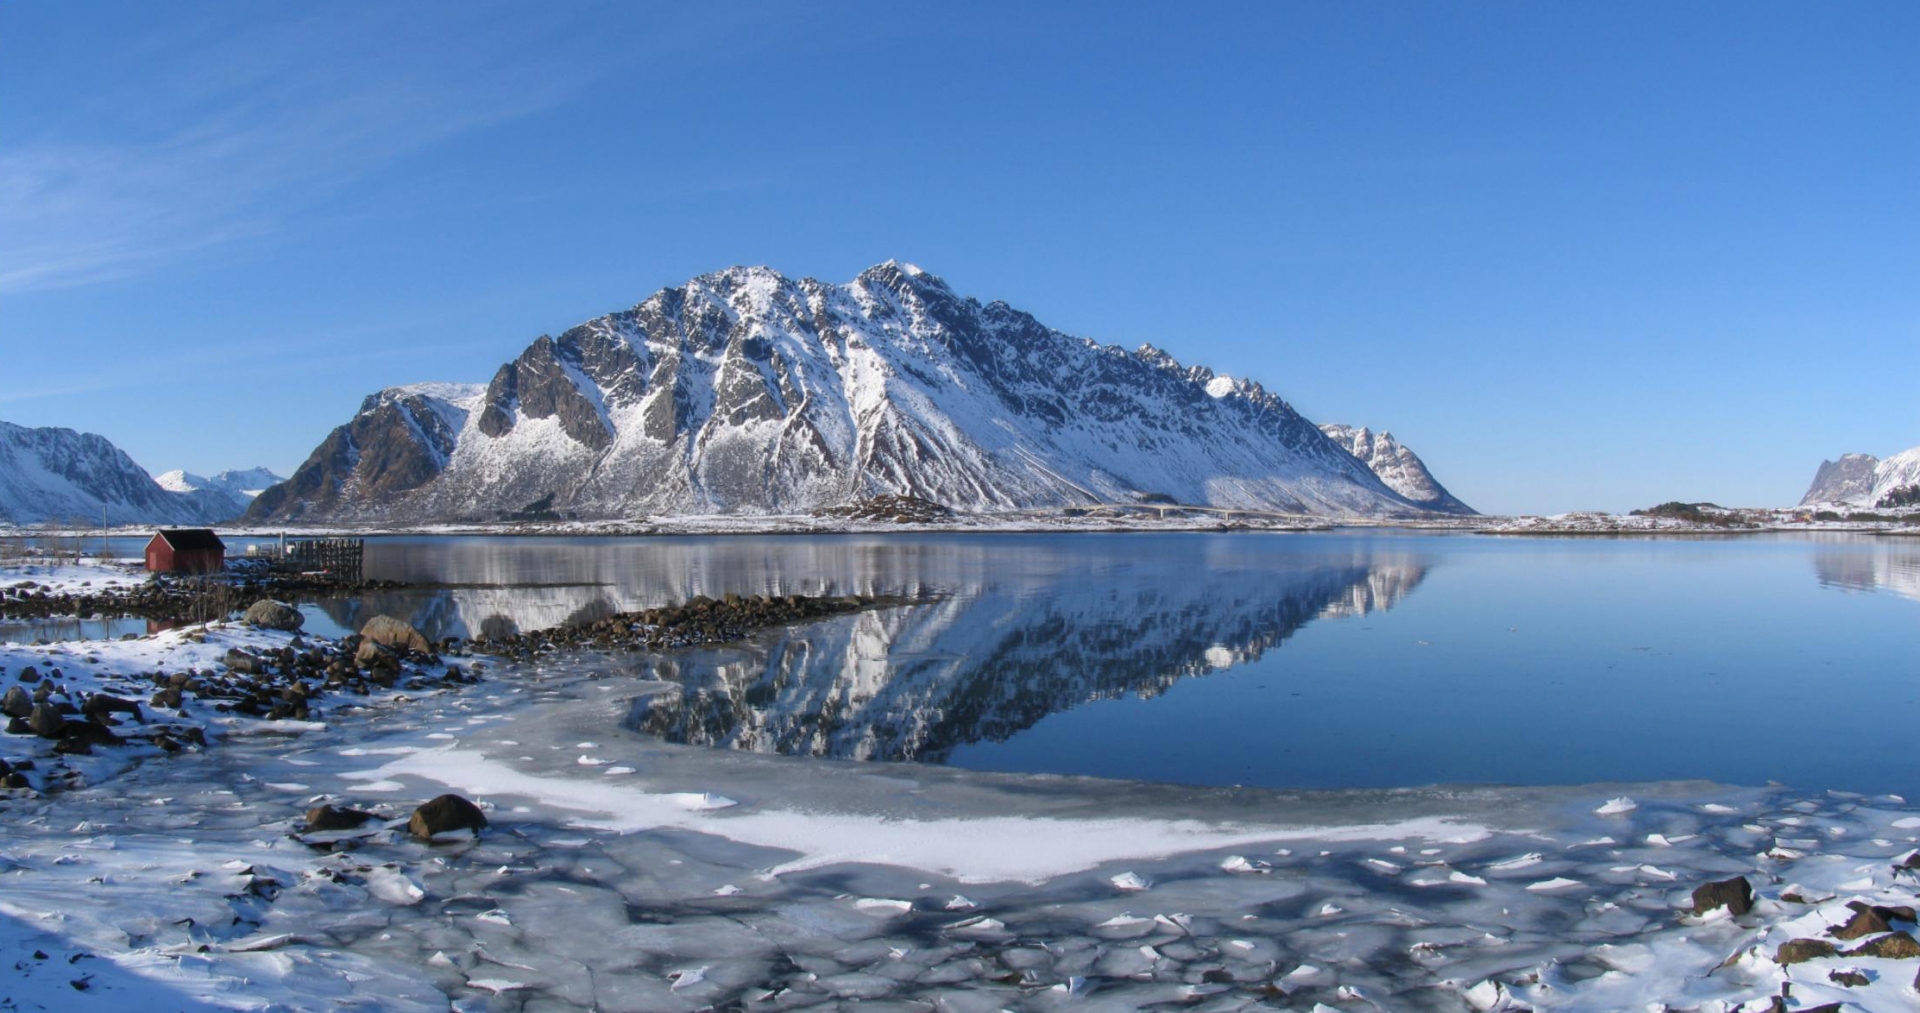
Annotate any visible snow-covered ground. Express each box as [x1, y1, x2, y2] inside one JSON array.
[[0, 558, 150, 593], [3, 612, 1917, 1011]]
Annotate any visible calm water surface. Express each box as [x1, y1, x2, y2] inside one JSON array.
[[13, 530, 1919, 794], [304, 530, 1920, 796]]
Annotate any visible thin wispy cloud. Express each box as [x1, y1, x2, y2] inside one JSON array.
[[0, 4, 689, 294]]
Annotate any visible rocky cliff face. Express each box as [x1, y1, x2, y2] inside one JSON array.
[[1799, 453, 1881, 506], [1317, 424, 1474, 515], [1796, 449, 1920, 509], [246, 384, 481, 523], [249, 263, 1464, 524]]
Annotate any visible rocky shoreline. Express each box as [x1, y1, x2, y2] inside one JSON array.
[[0, 564, 411, 628], [465, 591, 922, 658], [0, 585, 916, 801]]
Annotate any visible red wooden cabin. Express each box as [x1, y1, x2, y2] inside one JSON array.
[[145, 529, 226, 574]]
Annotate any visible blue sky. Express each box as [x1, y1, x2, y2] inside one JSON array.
[[1, 1, 1914, 515]]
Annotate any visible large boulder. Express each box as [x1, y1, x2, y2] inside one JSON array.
[[26, 705, 65, 739], [1832, 905, 1891, 940], [0, 685, 31, 719], [1845, 930, 1920, 959], [1775, 938, 1839, 964], [244, 599, 304, 632], [408, 794, 487, 839], [359, 615, 431, 656]]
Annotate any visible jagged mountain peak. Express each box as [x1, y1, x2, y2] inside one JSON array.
[[251, 264, 1468, 524], [1799, 452, 1882, 507], [1319, 423, 1474, 515]]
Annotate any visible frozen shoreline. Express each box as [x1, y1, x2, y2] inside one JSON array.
[[2, 613, 1917, 1011]]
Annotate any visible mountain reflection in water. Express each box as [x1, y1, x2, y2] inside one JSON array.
[[1813, 539, 1920, 602], [625, 547, 1430, 763]]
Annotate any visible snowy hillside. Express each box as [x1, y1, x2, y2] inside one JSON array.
[[249, 264, 1459, 524], [0, 420, 205, 525], [1867, 446, 1920, 507], [1317, 424, 1473, 514]]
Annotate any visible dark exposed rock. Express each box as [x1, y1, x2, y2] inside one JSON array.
[[354, 639, 399, 669], [246, 387, 465, 522], [304, 805, 376, 832], [468, 592, 904, 658], [1832, 903, 1898, 940], [1826, 968, 1870, 987], [815, 495, 955, 524], [26, 705, 66, 739], [1691, 876, 1754, 916], [1775, 938, 1839, 964], [244, 599, 304, 632], [409, 794, 486, 838], [18, 666, 39, 683], [81, 695, 140, 723], [1, 686, 31, 719], [1845, 931, 1920, 959]]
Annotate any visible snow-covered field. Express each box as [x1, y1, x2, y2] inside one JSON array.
[[4, 594, 1918, 1011]]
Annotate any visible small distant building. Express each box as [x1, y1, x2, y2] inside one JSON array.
[[145, 529, 226, 574]]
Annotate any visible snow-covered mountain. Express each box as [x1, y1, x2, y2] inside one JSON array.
[[153, 467, 286, 523], [1798, 448, 1920, 509], [1317, 424, 1473, 514], [1867, 447, 1920, 507], [0, 421, 202, 526], [155, 467, 283, 497], [0, 421, 280, 526], [249, 263, 1464, 524], [1799, 454, 1881, 506]]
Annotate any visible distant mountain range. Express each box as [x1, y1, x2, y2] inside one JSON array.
[[0, 420, 280, 526], [153, 468, 286, 525], [246, 263, 1473, 524], [1799, 448, 1920, 509]]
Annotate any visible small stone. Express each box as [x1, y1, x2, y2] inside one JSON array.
[[304, 805, 376, 832], [1775, 938, 1839, 964], [1826, 968, 1869, 987], [17, 666, 39, 684], [1691, 876, 1754, 916], [408, 794, 486, 839]]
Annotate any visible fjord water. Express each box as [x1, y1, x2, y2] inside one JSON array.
[[314, 530, 1920, 797]]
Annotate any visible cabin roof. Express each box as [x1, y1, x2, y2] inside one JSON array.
[[152, 529, 226, 552]]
